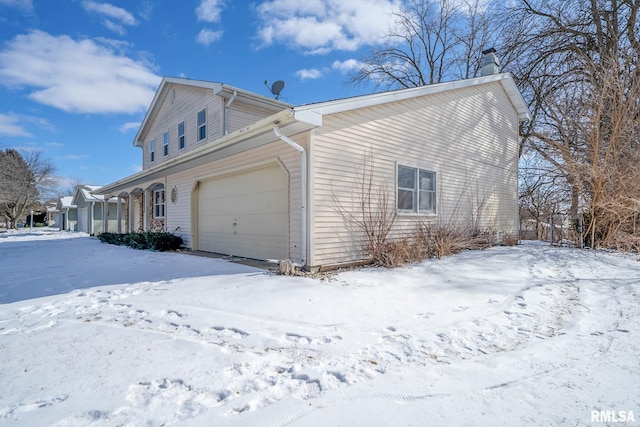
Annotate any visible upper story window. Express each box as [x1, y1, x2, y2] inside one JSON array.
[[178, 121, 185, 150], [197, 109, 206, 141], [153, 189, 165, 218], [163, 132, 169, 156], [397, 165, 436, 214], [150, 140, 155, 163]]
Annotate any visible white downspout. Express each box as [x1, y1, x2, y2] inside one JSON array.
[[273, 127, 307, 266], [90, 201, 95, 235], [224, 91, 237, 135]]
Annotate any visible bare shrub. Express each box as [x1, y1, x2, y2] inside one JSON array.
[[503, 233, 519, 246], [333, 151, 397, 264]]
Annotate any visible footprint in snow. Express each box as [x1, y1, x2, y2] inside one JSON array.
[[212, 326, 248, 338], [452, 306, 469, 312], [415, 312, 433, 319], [162, 310, 184, 319]]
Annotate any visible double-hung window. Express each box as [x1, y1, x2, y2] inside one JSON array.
[[197, 109, 206, 141], [178, 121, 185, 150], [150, 140, 155, 163], [397, 165, 436, 214], [153, 189, 165, 218], [163, 132, 169, 157]]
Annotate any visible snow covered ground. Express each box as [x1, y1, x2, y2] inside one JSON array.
[[0, 229, 638, 426]]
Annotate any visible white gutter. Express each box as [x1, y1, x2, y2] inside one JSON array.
[[273, 127, 307, 266], [224, 90, 237, 135]]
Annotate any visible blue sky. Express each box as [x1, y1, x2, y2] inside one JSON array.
[[0, 0, 403, 193]]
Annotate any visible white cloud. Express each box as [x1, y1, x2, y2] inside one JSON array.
[[295, 68, 323, 80], [139, 1, 154, 21], [119, 122, 140, 133], [332, 58, 364, 73], [0, 0, 33, 12], [255, 0, 402, 54], [0, 113, 31, 137], [196, 0, 225, 23], [196, 28, 224, 46], [0, 31, 161, 114], [82, 1, 138, 34]]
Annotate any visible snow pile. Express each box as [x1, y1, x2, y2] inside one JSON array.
[[0, 232, 638, 426]]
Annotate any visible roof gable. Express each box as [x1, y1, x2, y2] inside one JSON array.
[[57, 196, 76, 209], [133, 77, 292, 147], [71, 185, 113, 205]]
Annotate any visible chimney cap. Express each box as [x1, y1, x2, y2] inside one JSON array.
[[482, 47, 497, 55]]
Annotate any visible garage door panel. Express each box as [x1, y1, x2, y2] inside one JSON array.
[[197, 164, 288, 260]]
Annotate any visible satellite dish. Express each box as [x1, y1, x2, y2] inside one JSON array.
[[264, 79, 285, 100]]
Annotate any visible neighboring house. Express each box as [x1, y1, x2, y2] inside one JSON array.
[[72, 186, 118, 235], [95, 52, 531, 270], [42, 200, 60, 227], [56, 196, 78, 231], [43, 200, 58, 226]]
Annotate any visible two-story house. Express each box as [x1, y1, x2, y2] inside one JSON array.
[[95, 61, 530, 270]]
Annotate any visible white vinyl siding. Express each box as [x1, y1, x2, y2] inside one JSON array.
[[140, 86, 223, 170], [309, 81, 520, 267], [227, 102, 281, 134]]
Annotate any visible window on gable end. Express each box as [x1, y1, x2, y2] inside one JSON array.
[[150, 140, 155, 163], [178, 121, 185, 150], [197, 109, 207, 141], [397, 165, 436, 214], [163, 132, 169, 156]]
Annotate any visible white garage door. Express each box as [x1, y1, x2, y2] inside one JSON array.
[[197, 164, 288, 260], [77, 206, 88, 234]]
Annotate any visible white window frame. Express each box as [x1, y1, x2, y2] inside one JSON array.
[[150, 140, 155, 163], [178, 121, 185, 150], [397, 164, 437, 215], [153, 189, 165, 218], [197, 109, 206, 141], [163, 132, 169, 157]]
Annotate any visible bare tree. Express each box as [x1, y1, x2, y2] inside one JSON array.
[[348, 0, 498, 90], [0, 149, 56, 228], [500, 0, 640, 248]]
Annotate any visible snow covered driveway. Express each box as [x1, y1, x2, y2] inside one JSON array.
[[1, 230, 639, 426]]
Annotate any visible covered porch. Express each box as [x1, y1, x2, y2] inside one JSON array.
[[99, 182, 166, 234]]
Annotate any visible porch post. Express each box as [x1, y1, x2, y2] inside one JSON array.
[[102, 198, 109, 233], [116, 196, 122, 233], [128, 193, 135, 232], [143, 190, 149, 231]]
